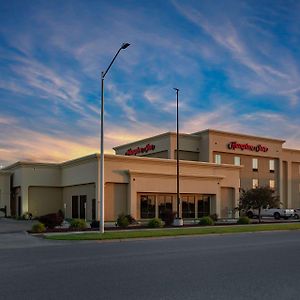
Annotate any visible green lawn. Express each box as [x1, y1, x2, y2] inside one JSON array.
[[45, 223, 300, 241]]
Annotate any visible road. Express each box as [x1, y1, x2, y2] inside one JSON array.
[[0, 224, 300, 299]]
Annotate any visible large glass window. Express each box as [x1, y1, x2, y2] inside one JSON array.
[[269, 160, 275, 173], [197, 196, 210, 218], [182, 195, 195, 218], [215, 154, 221, 164], [252, 158, 258, 171], [157, 195, 173, 218], [140, 195, 155, 219]]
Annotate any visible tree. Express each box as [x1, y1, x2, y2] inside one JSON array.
[[239, 186, 280, 223]]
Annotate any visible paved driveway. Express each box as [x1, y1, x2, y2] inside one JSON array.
[[0, 218, 64, 249], [0, 218, 37, 233]]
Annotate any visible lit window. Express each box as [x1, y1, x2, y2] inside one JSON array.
[[269, 180, 275, 189], [234, 156, 240, 166], [252, 158, 258, 171], [252, 179, 259, 189], [215, 154, 221, 164], [269, 160, 275, 172]]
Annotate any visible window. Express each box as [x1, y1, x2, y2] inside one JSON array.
[[80, 195, 87, 219], [198, 196, 210, 218], [72, 196, 79, 218], [182, 196, 195, 218], [252, 179, 259, 189], [269, 180, 275, 189], [269, 160, 275, 173], [252, 158, 258, 171], [140, 195, 155, 219], [234, 156, 240, 166], [92, 199, 96, 220], [215, 154, 221, 164], [157, 195, 173, 218]]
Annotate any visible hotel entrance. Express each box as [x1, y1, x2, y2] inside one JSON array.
[[139, 193, 212, 220]]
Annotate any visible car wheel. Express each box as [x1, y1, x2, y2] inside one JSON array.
[[274, 212, 280, 220], [295, 214, 300, 220], [247, 211, 254, 219]]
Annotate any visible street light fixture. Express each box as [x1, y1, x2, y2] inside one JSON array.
[[99, 42, 130, 234], [173, 88, 183, 226]]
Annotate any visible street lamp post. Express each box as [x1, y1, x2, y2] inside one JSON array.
[[173, 88, 183, 226], [99, 42, 130, 234]]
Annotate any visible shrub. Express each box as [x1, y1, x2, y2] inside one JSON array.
[[199, 216, 214, 226], [31, 223, 46, 233], [70, 219, 87, 229], [57, 209, 64, 219], [90, 220, 100, 229], [22, 212, 33, 220], [125, 214, 137, 225], [147, 218, 163, 228], [237, 216, 250, 225], [209, 213, 218, 222], [160, 209, 176, 226], [116, 214, 130, 228], [38, 212, 64, 229]]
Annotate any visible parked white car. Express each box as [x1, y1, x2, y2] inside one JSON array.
[[247, 208, 294, 220], [293, 209, 300, 219]]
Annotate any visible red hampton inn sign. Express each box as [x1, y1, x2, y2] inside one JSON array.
[[125, 144, 155, 156], [227, 141, 268, 153]]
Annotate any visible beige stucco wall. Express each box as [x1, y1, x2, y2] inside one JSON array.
[[6, 164, 61, 216], [114, 132, 172, 158], [63, 183, 96, 220], [0, 172, 11, 216], [28, 186, 62, 217], [105, 183, 128, 221]]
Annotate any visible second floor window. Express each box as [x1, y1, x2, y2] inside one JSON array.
[[215, 154, 221, 164], [234, 156, 240, 166], [252, 158, 258, 171], [269, 160, 275, 173]]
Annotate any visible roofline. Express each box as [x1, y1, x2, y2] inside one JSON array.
[[104, 153, 242, 170], [113, 131, 199, 150], [3, 161, 60, 170], [192, 129, 286, 143], [282, 148, 300, 153]]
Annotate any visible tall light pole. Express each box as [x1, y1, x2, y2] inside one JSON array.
[[99, 42, 130, 234], [173, 88, 183, 226]]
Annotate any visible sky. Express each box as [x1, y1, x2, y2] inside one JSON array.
[[1, 0, 300, 167]]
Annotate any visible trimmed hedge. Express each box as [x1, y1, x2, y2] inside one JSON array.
[[147, 218, 163, 228], [69, 219, 87, 229], [237, 216, 250, 224], [199, 216, 214, 226], [31, 223, 46, 233], [116, 214, 130, 228]]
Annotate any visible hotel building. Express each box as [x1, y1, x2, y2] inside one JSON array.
[[1, 129, 300, 221]]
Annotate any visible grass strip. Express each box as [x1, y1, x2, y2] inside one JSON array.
[[45, 223, 300, 241]]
